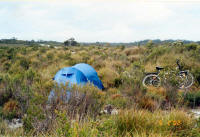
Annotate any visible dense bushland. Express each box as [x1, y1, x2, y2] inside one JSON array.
[[0, 43, 200, 136]]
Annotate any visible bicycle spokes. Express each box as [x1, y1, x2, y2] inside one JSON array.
[[177, 73, 194, 89], [143, 74, 161, 88]]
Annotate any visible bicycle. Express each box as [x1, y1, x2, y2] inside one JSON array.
[[142, 60, 194, 89]]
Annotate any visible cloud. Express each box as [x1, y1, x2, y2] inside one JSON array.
[[0, 0, 200, 42]]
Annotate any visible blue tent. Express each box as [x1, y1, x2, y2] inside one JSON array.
[[48, 63, 104, 102], [73, 63, 104, 90]]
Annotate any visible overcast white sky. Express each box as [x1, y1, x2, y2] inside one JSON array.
[[0, 0, 200, 42]]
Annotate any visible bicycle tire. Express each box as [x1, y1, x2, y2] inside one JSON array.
[[142, 74, 161, 88], [177, 72, 194, 89]]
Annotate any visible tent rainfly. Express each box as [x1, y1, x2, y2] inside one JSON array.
[[48, 63, 104, 101]]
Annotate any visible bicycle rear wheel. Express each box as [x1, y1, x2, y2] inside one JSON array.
[[142, 74, 161, 87]]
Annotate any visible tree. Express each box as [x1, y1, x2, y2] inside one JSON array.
[[64, 38, 78, 46], [64, 40, 69, 46]]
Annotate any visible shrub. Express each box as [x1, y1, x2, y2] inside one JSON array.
[[164, 83, 178, 108], [3, 100, 21, 119], [19, 58, 31, 70], [64, 52, 72, 60], [145, 46, 168, 62], [55, 110, 71, 137], [23, 96, 46, 132], [31, 46, 39, 51], [138, 96, 158, 111], [92, 59, 105, 70], [3, 62, 11, 71], [184, 91, 200, 107], [0, 107, 3, 117], [161, 71, 180, 108], [120, 45, 125, 50], [146, 87, 166, 98], [98, 68, 120, 88], [185, 43, 198, 51], [146, 40, 154, 49], [67, 58, 77, 66], [106, 94, 129, 109], [193, 69, 200, 85], [6, 48, 16, 60], [0, 89, 12, 106], [46, 52, 54, 60], [107, 88, 119, 95], [24, 69, 37, 84], [40, 47, 47, 53], [50, 45, 55, 49], [0, 75, 13, 106], [50, 84, 106, 118]]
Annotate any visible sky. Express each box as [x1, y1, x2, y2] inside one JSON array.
[[0, 0, 200, 42]]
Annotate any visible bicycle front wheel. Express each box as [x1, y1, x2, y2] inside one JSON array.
[[177, 72, 194, 89], [142, 74, 161, 88]]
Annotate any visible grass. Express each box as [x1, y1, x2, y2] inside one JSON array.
[[0, 43, 200, 136], [113, 109, 196, 136]]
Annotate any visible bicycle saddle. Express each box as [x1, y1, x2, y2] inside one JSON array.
[[179, 71, 188, 75], [156, 66, 164, 71]]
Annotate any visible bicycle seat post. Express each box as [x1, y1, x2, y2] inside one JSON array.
[[176, 59, 183, 71], [156, 67, 164, 74]]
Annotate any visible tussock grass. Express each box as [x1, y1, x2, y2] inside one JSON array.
[[114, 109, 196, 136]]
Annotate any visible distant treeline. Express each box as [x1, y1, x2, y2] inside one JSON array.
[[132, 39, 200, 46], [0, 38, 199, 46], [82, 39, 200, 46], [0, 38, 61, 46]]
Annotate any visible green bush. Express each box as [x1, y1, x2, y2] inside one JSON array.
[[185, 43, 198, 51], [23, 96, 46, 132], [0, 107, 3, 117], [146, 46, 168, 62], [46, 52, 54, 60], [19, 58, 31, 70], [3, 62, 11, 71], [40, 47, 47, 53], [184, 91, 200, 107], [55, 110, 71, 137], [106, 95, 129, 109], [64, 52, 72, 60], [193, 69, 200, 85]]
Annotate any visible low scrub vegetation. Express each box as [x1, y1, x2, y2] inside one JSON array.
[[0, 43, 200, 136]]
